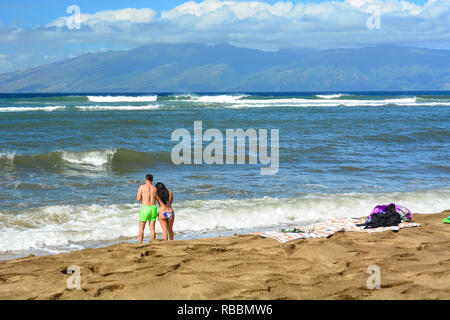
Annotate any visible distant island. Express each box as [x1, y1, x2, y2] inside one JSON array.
[[0, 43, 449, 92]]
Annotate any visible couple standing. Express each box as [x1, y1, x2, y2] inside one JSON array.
[[136, 174, 174, 243]]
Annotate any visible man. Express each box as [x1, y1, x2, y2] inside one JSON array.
[[136, 174, 158, 243]]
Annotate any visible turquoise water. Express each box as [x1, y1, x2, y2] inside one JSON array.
[[0, 91, 449, 256]]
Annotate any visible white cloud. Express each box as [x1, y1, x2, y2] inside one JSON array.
[[47, 8, 157, 28], [420, 0, 450, 18], [345, 0, 422, 15], [161, 0, 295, 19], [161, 0, 425, 20], [9, 0, 450, 46], [152, 0, 450, 48]]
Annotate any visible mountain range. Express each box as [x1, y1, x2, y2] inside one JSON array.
[[0, 43, 449, 92]]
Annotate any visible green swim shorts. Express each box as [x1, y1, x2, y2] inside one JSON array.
[[139, 205, 158, 222]]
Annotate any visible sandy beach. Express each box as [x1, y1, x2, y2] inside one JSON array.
[[0, 210, 449, 300]]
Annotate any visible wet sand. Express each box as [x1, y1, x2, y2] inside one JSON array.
[[0, 210, 449, 300]]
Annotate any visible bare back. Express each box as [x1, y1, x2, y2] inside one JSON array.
[[137, 183, 157, 206], [157, 191, 173, 213]]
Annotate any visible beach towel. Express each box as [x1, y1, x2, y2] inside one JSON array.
[[254, 217, 421, 243]]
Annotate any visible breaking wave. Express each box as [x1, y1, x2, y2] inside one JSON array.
[[76, 105, 160, 111], [0, 189, 449, 253], [87, 95, 158, 102], [0, 106, 66, 112], [0, 148, 173, 171], [3, 94, 450, 113], [315, 94, 345, 99], [171, 94, 427, 107]]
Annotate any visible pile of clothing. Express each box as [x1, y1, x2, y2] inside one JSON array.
[[358, 203, 413, 229]]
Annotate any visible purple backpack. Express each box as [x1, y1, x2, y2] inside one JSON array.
[[368, 203, 413, 222]]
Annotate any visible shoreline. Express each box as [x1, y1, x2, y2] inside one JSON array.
[[0, 225, 288, 262], [0, 210, 449, 299], [2, 189, 450, 260]]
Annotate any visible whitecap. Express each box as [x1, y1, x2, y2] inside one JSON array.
[[87, 95, 157, 102]]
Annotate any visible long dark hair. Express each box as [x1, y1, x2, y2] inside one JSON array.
[[155, 182, 170, 205]]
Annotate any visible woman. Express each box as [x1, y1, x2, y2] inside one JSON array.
[[155, 182, 174, 240]]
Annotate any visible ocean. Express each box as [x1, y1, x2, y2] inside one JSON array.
[[1, 91, 449, 258]]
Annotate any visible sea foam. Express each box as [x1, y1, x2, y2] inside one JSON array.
[[0, 106, 66, 112], [76, 105, 160, 111], [61, 149, 116, 167], [315, 94, 344, 99], [1, 189, 449, 253], [87, 95, 158, 102]]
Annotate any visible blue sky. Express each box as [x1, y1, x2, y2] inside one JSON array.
[[0, 0, 448, 73]]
